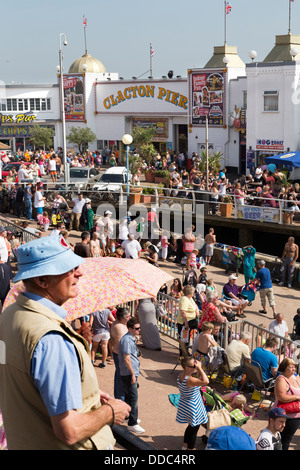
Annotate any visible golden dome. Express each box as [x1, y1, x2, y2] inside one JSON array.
[[68, 52, 107, 73]]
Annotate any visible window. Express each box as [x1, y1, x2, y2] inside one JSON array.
[[264, 91, 279, 112], [4, 98, 51, 112]]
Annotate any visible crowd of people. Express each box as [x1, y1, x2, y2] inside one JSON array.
[[0, 147, 300, 450]]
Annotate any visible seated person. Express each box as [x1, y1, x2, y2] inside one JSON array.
[[293, 308, 300, 337], [225, 331, 252, 379], [251, 337, 278, 382], [223, 274, 248, 318]]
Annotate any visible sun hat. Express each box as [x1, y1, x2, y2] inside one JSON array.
[[0, 226, 6, 233], [206, 426, 256, 450], [228, 274, 238, 280], [13, 236, 85, 283], [269, 407, 287, 419]]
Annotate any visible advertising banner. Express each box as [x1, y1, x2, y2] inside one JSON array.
[[63, 74, 85, 122], [132, 117, 168, 140], [189, 69, 226, 126], [237, 205, 280, 224]]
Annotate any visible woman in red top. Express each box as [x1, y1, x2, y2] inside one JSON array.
[[198, 289, 227, 330]]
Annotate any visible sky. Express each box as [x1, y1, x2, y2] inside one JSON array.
[[1, 0, 299, 84]]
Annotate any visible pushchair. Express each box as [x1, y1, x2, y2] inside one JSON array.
[[271, 257, 282, 284], [200, 387, 250, 444], [222, 245, 243, 275], [51, 203, 70, 228], [240, 281, 257, 306]]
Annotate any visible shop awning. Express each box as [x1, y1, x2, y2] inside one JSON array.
[[265, 152, 300, 168], [0, 142, 11, 150]]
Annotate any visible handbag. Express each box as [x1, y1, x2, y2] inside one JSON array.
[[206, 405, 231, 431], [277, 401, 300, 414], [277, 376, 300, 414]]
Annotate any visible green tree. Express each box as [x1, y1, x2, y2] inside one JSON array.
[[131, 126, 156, 165], [198, 150, 224, 176], [29, 125, 54, 150], [67, 126, 96, 153]]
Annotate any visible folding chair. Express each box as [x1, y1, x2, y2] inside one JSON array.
[[214, 350, 240, 390], [240, 360, 275, 408], [171, 339, 192, 374]]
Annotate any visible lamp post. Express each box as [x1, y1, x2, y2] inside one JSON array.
[[122, 134, 133, 201], [58, 33, 69, 185]]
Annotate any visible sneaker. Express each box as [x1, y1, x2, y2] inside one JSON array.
[[98, 362, 106, 368], [128, 424, 145, 434], [287, 284, 292, 288], [278, 282, 284, 286]]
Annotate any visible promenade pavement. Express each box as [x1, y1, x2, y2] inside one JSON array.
[[2, 212, 300, 450]]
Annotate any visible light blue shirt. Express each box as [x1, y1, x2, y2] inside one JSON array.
[[25, 292, 83, 416], [118, 332, 140, 377]]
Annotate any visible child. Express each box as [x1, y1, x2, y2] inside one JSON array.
[[206, 278, 216, 291], [198, 267, 208, 285], [192, 321, 217, 371], [221, 392, 255, 418], [189, 249, 198, 268], [37, 211, 50, 231], [161, 230, 170, 261]]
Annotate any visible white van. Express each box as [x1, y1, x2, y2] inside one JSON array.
[[93, 166, 132, 192]]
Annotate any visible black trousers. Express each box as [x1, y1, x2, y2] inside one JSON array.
[[184, 424, 200, 449]]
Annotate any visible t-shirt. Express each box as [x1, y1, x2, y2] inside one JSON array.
[[223, 282, 239, 298], [49, 160, 56, 171], [34, 190, 44, 208], [72, 198, 86, 214], [256, 427, 282, 450], [251, 347, 278, 381], [0, 237, 8, 262], [269, 319, 288, 339], [255, 267, 272, 289], [91, 309, 111, 334], [177, 296, 197, 324], [118, 332, 140, 377], [121, 239, 141, 259], [226, 339, 251, 371]]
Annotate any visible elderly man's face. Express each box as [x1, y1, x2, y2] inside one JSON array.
[[34, 266, 84, 306]]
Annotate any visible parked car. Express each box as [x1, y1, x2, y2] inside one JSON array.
[[92, 166, 131, 192], [1, 161, 33, 181], [57, 166, 101, 190]]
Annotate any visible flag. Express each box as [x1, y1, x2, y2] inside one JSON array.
[[83, 17, 87, 28], [150, 45, 154, 57], [226, 2, 232, 14], [291, 0, 295, 2]]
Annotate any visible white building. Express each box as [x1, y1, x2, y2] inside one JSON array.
[[1, 34, 300, 176]]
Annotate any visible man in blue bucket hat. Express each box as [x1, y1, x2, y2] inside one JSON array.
[[0, 236, 130, 450]]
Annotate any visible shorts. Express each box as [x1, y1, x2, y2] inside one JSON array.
[[231, 298, 248, 306], [93, 331, 110, 342], [259, 288, 275, 307], [205, 244, 214, 257], [50, 171, 56, 176]]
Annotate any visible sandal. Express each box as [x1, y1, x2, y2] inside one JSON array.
[[259, 310, 267, 314]]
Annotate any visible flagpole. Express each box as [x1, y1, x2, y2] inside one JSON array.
[[150, 43, 153, 77], [289, 0, 292, 34], [224, 0, 227, 45], [83, 14, 87, 54]]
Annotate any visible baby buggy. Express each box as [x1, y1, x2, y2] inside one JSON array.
[[51, 203, 70, 228], [271, 257, 281, 284], [240, 280, 257, 306]]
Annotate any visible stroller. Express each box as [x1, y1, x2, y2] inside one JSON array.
[[51, 203, 70, 228], [240, 280, 257, 306], [182, 268, 198, 288], [222, 245, 243, 275], [271, 257, 282, 284]]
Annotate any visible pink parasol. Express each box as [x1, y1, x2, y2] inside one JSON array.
[[3, 257, 173, 321]]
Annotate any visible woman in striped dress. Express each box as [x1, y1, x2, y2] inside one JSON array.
[[176, 356, 209, 450]]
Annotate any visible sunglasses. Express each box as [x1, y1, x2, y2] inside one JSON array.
[[134, 326, 141, 330]]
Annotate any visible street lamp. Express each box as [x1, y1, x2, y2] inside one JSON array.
[[58, 33, 69, 185], [122, 133, 133, 201]]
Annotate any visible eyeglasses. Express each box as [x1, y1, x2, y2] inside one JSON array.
[[134, 326, 141, 330]]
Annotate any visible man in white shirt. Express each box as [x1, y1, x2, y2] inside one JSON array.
[[69, 194, 86, 231], [225, 331, 252, 378], [17, 164, 29, 182], [269, 313, 289, 339], [256, 407, 286, 450], [0, 226, 8, 262], [121, 234, 141, 259], [34, 189, 45, 216]]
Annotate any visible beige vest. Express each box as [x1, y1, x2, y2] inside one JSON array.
[[0, 294, 115, 450]]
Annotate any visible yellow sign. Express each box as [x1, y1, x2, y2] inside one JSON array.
[[103, 85, 188, 110], [0, 114, 36, 124]]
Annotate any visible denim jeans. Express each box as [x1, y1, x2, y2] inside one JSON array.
[[24, 199, 32, 219], [113, 352, 125, 401], [121, 375, 139, 426]]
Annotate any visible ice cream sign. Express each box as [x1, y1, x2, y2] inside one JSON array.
[[0, 113, 36, 124], [102, 85, 188, 110]]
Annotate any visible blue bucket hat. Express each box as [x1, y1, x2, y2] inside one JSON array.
[[206, 426, 256, 450], [13, 236, 85, 283]]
